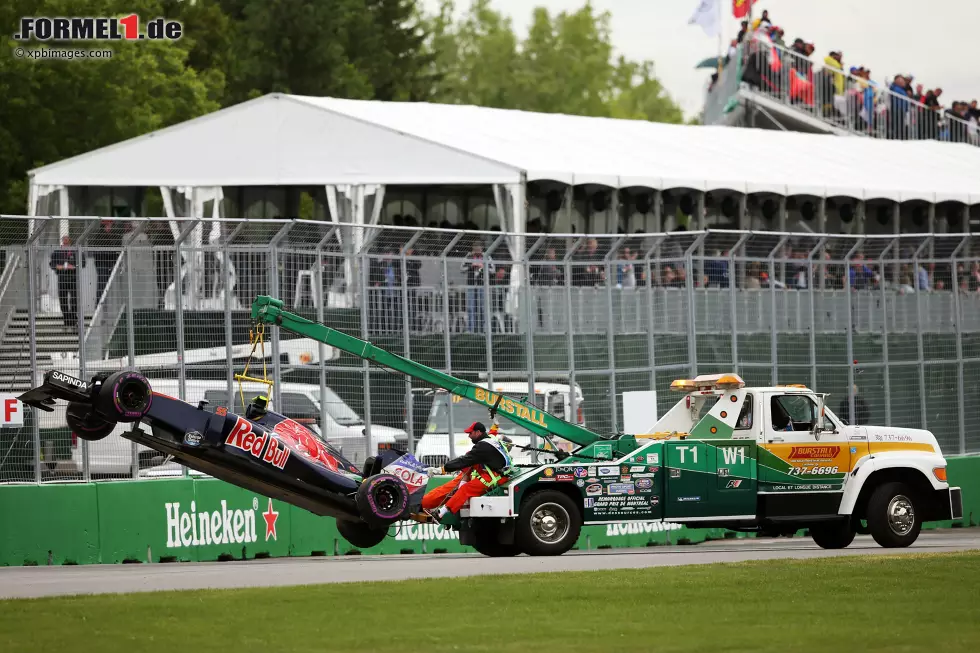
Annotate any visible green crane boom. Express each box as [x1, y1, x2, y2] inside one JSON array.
[[250, 296, 603, 448]]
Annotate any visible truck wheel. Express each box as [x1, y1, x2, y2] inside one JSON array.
[[866, 482, 921, 548], [809, 521, 855, 549], [470, 521, 520, 557], [515, 490, 581, 556], [356, 473, 409, 528], [337, 519, 389, 549]]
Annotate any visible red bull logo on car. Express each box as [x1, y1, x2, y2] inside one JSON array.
[[225, 417, 290, 470]]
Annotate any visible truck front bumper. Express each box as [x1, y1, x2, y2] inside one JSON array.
[[950, 486, 963, 521]]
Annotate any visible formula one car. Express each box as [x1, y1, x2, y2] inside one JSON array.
[[18, 369, 428, 549]]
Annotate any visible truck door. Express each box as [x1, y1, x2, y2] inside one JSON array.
[[664, 440, 709, 518], [706, 394, 757, 517], [759, 392, 849, 517]]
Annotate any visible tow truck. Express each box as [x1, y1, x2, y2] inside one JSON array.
[[251, 296, 963, 556]]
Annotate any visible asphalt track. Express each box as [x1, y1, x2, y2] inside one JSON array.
[[2, 530, 978, 599]]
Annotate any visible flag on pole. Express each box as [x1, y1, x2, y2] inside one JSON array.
[[688, 0, 720, 38], [732, 0, 757, 19]]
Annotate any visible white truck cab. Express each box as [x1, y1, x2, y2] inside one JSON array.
[[414, 381, 585, 468]]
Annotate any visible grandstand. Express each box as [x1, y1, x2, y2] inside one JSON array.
[[703, 19, 979, 146]]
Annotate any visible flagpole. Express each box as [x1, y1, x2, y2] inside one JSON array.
[[717, 0, 723, 75]]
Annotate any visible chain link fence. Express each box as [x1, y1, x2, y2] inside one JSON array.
[[1, 215, 978, 483]]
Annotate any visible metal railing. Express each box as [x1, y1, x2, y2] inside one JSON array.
[[2, 216, 979, 484], [708, 33, 980, 145], [0, 251, 24, 345]]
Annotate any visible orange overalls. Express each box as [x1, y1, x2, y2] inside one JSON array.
[[421, 465, 507, 514]]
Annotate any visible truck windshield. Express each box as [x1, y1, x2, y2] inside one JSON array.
[[426, 393, 543, 437]]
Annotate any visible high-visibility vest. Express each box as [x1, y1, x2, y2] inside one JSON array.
[[468, 435, 516, 488]]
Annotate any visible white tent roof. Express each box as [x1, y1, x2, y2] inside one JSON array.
[[30, 93, 980, 203]]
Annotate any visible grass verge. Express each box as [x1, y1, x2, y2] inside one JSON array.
[[2, 551, 979, 653]]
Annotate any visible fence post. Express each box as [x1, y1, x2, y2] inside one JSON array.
[[878, 240, 894, 428], [268, 223, 294, 414], [645, 242, 660, 406], [913, 238, 931, 430], [951, 237, 968, 455], [483, 242, 494, 391], [843, 238, 865, 425], [685, 240, 699, 377], [807, 238, 826, 390], [605, 239, 624, 432], [359, 249, 373, 463], [563, 240, 580, 464], [729, 234, 749, 375], [524, 235, 546, 444], [173, 220, 198, 477], [26, 221, 42, 483], [126, 242, 137, 478], [75, 231, 90, 482], [440, 244, 457, 461], [768, 237, 788, 385], [224, 234, 234, 409], [400, 230, 422, 455]]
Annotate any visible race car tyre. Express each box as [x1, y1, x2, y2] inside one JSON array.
[[95, 371, 152, 422], [809, 520, 855, 549], [470, 520, 521, 557], [356, 473, 410, 528], [515, 490, 582, 556], [337, 519, 389, 549], [867, 481, 921, 548], [66, 402, 116, 442]]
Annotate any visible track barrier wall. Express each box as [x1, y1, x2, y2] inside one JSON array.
[[2, 457, 977, 567]]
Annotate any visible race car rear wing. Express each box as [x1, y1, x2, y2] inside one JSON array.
[[18, 371, 97, 412]]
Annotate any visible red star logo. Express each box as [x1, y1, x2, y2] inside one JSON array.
[[262, 498, 279, 541]]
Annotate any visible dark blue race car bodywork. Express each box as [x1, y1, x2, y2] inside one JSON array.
[[19, 370, 428, 546]]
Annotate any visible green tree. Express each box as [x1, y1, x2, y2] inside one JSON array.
[[422, 0, 683, 122], [0, 0, 222, 214]]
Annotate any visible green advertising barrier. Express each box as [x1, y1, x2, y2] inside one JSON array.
[[2, 456, 978, 567]]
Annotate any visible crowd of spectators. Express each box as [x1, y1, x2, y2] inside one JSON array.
[[710, 9, 979, 144]]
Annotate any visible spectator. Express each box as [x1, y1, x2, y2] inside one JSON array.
[[849, 252, 874, 289], [532, 247, 564, 327], [532, 248, 564, 286], [838, 384, 870, 425], [744, 262, 762, 289], [94, 220, 122, 301], [404, 246, 422, 330], [704, 250, 729, 288], [50, 236, 81, 328], [736, 20, 749, 44], [751, 10, 772, 32], [462, 243, 493, 332], [917, 263, 931, 291], [888, 75, 910, 139], [789, 249, 809, 289], [770, 26, 785, 48], [898, 270, 915, 294], [820, 51, 845, 117], [616, 247, 637, 289], [921, 88, 943, 139], [572, 238, 603, 287]]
